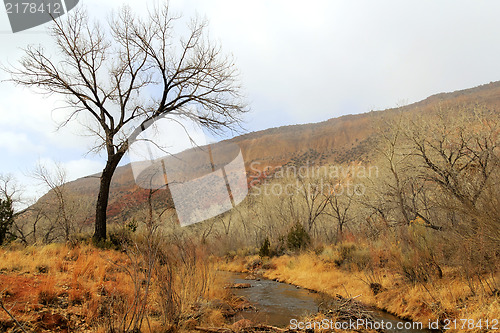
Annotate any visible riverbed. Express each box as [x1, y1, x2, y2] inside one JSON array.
[[225, 272, 439, 332]]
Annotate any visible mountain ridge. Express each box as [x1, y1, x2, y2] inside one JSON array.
[[29, 80, 500, 225]]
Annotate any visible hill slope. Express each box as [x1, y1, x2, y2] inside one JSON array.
[[30, 80, 500, 226]]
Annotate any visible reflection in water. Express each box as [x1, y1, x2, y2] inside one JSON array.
[[224, 272, 439, 332]]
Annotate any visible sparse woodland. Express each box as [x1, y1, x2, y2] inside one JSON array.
[[0, 101, 498, 332]]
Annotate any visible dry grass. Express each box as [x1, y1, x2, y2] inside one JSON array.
[[0, 242, 231, 332], [219, 256, 249, 273], [0, 243, 131, 330], [1, 239, 496, 332]]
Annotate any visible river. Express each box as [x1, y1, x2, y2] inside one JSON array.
[[225, 272, 440, 332]]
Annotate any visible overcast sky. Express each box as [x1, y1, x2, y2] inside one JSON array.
[[1, 0, 500, 202]]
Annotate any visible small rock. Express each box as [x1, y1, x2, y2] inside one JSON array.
[[209, 299, 236, 317], [232, 318, 253, 331], [234, 300, 255, 311], [231, 283, 251, 289]]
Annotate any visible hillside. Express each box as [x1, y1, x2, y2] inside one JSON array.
[[27, 80, 500, 226]]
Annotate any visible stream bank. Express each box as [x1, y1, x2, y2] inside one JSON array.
[[225, 272, 439, 333]]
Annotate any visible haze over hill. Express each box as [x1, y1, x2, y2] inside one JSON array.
[[29, 80, 500, 226]]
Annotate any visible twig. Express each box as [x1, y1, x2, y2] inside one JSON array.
[[194, 327, 233, 333], [254, 324, 288, 332], [194, 325, 287, 333], [342, 284, 351, 297], [0, 299, 29, 333]]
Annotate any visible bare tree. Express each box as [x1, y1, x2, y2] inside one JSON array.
[[374, 115, 444, 231], [30, 161, 84, 242], [407, 107, 499, 214], [5, 4, 246, 242], [325, 178, 355, 243], [296, 175, 330, 233], [377, 116, 415, 227], [12, 206, 45, 245], [406, 106, 500, 237]]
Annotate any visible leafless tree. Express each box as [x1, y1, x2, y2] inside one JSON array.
[[377, 116, 415, 226], [11, 204, 44, 245], [296, 175, 330, 233], [5, 3, 246, 242], [325, 178, 356, 243], [30, 161, 78, 242], [406, 106, 500, 238], [407, 108, 499, 214], [0, 174, 22, 209], [374, 115, 444, 231]]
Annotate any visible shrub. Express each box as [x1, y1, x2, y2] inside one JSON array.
[[108, 228, 133, 250], [68, 233, 93, 248], [38, 290, 59, 305], [36, 264, 49, 274], [0, 197, 14, 245], [274, 236, 287, 256], [334, 243, 371, 270], [391, 226, 444, 284], [334, 243, 355, 266], [394, 247, 442, 284], [286, 223, 310, 251], [259, 237, 271, 257], [92, 228, 133, 250], [314, 244, 325, 255]]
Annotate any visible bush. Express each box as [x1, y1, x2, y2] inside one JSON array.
[[394, 247, 442, 284], [0, 197, 14, 246], [91, 228, 133, 250], [314, 244, 325, 255], [334, 243, 371, 270], [274, 236, 287, 256], [391, 226, 444, 284], [108, 228, 133, 250], [286, 223, 310, 251], [68, 233, 93, 248], [259, 237, 271, 257]]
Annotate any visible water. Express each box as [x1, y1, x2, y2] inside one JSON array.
[[224, 272, 439, 332], [227, 272, 321, 327]]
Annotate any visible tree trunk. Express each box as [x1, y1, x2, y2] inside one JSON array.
[[93, 153, 124, 242], [337, 222, 343, 244]]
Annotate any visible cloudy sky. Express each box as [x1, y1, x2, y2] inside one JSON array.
[[1, 0, 500, 202]]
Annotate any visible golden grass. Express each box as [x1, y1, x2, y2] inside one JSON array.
[[0, 242, 231, 332], [3, 241, 495, 332], [219, 256, 249, 273]]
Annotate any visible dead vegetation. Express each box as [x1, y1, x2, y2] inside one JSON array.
[[0, 240, 235, 332], [1, 99, 499, 332]]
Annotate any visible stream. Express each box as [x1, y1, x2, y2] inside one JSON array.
[[224, 272, 439, 332]]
